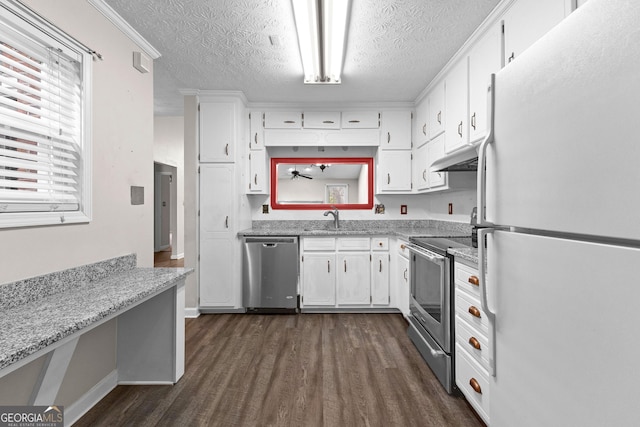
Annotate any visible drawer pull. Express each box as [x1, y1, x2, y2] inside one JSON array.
[[348, 120, 361, 123], [284, 120, 296, 124], [400, 244, 406, 250], [378, 242, 383, 247], [468, 275, 480, 286], [469, 378, 482, 394], [468, 305, 481, 318], [468, 336, 481, 350], [322, 120, 335, 124]]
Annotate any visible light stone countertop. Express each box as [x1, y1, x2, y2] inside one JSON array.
[[448, 247, 479, 265], [0, 255, 192, 372], [238, 219, 472, 241]]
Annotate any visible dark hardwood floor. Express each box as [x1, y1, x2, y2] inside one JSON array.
[[75, 314, 484, 427]]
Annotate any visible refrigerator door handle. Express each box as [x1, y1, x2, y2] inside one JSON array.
[[477, 73, 496, 226], [478, 227, 497, 376]]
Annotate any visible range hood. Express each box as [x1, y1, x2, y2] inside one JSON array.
[[431, 143, 479, 172]]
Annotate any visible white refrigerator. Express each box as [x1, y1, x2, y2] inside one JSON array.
[[476, 0, 640, 425]]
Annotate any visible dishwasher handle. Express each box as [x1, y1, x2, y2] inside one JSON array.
[[244, 237, 298, 244]]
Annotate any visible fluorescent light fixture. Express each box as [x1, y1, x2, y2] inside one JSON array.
[[292, 0, 351, 84]]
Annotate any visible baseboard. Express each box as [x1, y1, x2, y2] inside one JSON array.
[[65, 369, 117, 426], [198, 308, 246, 314], [184, 307, 200, 318], [117, 381, 174, 385], [170, 253, 184, 260]]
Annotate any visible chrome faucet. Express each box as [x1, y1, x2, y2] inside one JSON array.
[[323, 206, 340, 229]]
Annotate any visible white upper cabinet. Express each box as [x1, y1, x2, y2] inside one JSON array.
[[341, 111, 380, 129], [414, 142, 429, 192], [444, 58, 469, 154], [414, 97, 429, 147], [247, 149, 267, 194], [264, 112, 302, 129], [428, 81, 445, 140], [249, 112, 264, 150], [303, 112, 341, 129], [380, 111, 412, 150], [468, 22, 502, 144], [199, 102, 236, 163], [503, 0, 568, 65], [427, 134, 447, 189], [377, 150, 412, 193]]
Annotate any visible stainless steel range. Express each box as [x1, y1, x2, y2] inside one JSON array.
[[406, 236, 471, 394]]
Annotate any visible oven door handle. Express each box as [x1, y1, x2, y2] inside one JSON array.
[[406, 243, 445, 264]]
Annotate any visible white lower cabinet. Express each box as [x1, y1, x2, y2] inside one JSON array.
[[371, 253, 390, 305], [301, 237, 390, 308], [301, 252, 336, 306], [337, 253, 370, 305], [395, 239, 411, 317], [454, 260, 491, 425], [200, 235, 236, 306]]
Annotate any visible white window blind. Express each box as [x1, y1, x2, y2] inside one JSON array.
[[0, 2, 91, 227]]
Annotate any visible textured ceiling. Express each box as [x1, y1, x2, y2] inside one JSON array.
[[103, 0, 501, 116]]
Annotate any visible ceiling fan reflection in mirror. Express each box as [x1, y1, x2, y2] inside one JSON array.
[[289, 166, 313, 179]]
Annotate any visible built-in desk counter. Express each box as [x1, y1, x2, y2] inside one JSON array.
[[0, 254, 192, 423]]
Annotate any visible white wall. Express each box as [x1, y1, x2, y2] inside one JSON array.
[[0, 0, 154, 285], [0, 0, 154, 410], [154, 116, 185, 258]]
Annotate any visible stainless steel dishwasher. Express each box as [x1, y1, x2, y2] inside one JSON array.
[[242, 236, 299, 312]]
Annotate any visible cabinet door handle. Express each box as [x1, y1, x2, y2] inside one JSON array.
[[348, 119, 360, 123], [400, 244, 406, 250], [437, 111, 442, 124], [323, 120, 334, 124], [387, 132, 391, 143], [423, 170, 427, 182], [471, 112, 476, 130], [379, 259, 382, 272], [344, 259, 347, 272], [403, 268, 408, 281], [458, 121, 463, 137], [508, 52, 515, 63], [422, 123, 427, 136], [254, 132, 258, 144], [468, 305, 481, 318], [387, 173, 391, 185], [225, 215, 229, 228], [469, 275, 480, 286], [254, 174, 258, 185], [328, 260, 330, 273], [225, 143, 229, 156], [468, 336, 481, 350], [469, 378, 482, 394]]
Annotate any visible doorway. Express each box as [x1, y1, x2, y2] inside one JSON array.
[[154, 162, 180, 266]]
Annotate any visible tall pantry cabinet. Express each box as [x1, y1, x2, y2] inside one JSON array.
[[198, 94, 250, 310]]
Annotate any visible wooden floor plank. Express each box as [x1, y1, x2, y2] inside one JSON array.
[[74, 313, 484, 427]]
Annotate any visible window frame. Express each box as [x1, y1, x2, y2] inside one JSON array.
[[0, 1, 92, 229]]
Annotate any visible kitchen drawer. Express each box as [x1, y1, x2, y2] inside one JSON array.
[[396, 239, 410, 259], [455, 343, 490, 424], [455, 262, 481, 298], [264, 112, 302, 129], [455, 288, 489, 335], [337, 237, 370, 251], [455, 314, 491, 370], [341, 111, 380, 129], [371, 237, 389, 251], [303, 112, 340, 129], [303, 237, 336, 251]]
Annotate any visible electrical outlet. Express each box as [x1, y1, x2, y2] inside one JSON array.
[[401, 205, 407, 215], [448, 203, 453, 215], [262, 204, 269, 214]]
